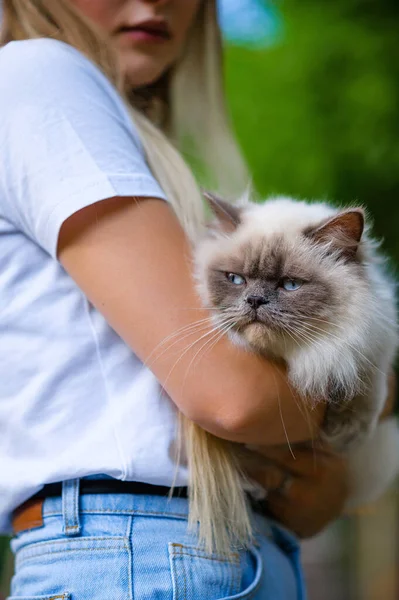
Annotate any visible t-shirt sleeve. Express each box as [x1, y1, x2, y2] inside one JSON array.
[[0, 39, 167, 258]]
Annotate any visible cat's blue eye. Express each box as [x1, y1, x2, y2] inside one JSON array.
[[282, 278, 302, 292], [226, 272, 246, 286]]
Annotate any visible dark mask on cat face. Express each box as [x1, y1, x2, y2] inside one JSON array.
[[198, 193, 364, 352]]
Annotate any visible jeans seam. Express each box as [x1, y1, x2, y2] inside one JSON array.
[[17, 545, 128, 566], [61, 484, 66, 533], [18, 535, 125, 549], [73, 480, 77, 532], [15, 535, 127, 564], [173, 552, 239, 564], [44, 509, 188, 518], [126, 516, 133, 600], [175, 545, 187, 600], [231, 558, 240, 596], [170, 545, 242, 600], [169, 544, 240, 564], [62, 480, 80, 535], [182, 547, 187, 600], [10, 596, 71, 600], [241, 550, 263, 600]]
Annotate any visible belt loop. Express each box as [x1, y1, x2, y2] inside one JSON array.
[[62, 478, 81, 537]]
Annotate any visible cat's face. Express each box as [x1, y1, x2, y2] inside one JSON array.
[[196, 194, 365, 355], [205, 236, 334, 351]]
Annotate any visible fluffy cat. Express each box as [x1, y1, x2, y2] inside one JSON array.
[[185, 193, 398, 553]]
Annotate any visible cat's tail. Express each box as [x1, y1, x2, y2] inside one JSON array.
[[344, 416, 399, 511], [184, 417, 253, 554]]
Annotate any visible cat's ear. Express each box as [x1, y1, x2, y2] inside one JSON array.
[[203, 190, 241, 233], [307, 208, 365, 259]]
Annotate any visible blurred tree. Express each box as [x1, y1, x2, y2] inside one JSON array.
[[225, 0, 399, 262]]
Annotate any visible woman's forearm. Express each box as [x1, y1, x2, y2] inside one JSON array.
[[188, 354, 325, 445], [59, 197, 324, 447]]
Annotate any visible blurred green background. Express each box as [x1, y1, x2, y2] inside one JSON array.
[[225, 0, 399, 264], [1, 0, 399, 597]]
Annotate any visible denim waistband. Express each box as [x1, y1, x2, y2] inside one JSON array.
[[43, 487, 191, 521], [41, 479, 277, 542]]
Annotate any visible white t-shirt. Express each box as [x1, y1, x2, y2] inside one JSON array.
[[0, 38, 188, 533]]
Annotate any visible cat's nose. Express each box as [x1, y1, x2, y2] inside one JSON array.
[[246, 295, 269, 309]]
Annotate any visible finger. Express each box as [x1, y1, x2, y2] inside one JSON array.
[[249, 464, 290, 491], [270, 471, 294, 497]]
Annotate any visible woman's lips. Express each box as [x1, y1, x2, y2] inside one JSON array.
[[118, 21, 172, 44]]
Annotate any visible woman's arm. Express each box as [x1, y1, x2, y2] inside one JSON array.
[[59, 196, 325, 446]]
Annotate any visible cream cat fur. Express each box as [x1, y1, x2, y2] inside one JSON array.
[[185, 193, 398, 553]]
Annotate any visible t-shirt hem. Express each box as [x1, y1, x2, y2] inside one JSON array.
[[40, 174, 168, 258]]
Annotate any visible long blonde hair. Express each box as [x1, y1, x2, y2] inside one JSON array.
[[1, 0, 251, 552]]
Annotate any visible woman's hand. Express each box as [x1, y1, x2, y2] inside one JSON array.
[[248, 443, 349, 538], [246, 371, 396, 538]]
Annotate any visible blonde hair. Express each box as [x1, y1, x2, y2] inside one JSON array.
[[1, 0, 248, 237], [1, 0, 251, 552]]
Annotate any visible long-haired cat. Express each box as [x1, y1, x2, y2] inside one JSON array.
[[185, 193, 398, 553]]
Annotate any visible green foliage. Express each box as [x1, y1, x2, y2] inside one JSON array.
[[225, 1, 399, 262], [0, 536, 9, 583]]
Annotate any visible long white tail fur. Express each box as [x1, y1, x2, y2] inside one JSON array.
[[184, 417, 253, 554]]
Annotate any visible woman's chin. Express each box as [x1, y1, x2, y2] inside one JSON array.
[[120, 54, 168, 89]]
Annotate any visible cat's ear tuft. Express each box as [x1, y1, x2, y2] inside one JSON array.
[[203, 190, 241, 233], [307, 208, 365, 259]]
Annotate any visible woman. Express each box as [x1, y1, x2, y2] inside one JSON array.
[[0, 1, 393, 599]]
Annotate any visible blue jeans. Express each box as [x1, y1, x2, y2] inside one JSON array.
[[9, 479, 307, 599]]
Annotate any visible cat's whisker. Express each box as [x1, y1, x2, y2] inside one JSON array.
[[148, 317, 215, 349], [203, 322, 238, 361], [179, 306, 231, 311], [279, 322, 308, 350], [143, 318, 218, 368], [161, 320, 237, 392], [296, 321, 382, 374], [182, 325, 238, 393], [274, 324, 319, 428], [281, 323, 317, 355], [282, 326, 335, 386], [285, 325, 368, 402], [181, 321, 237, 391], [267, 365, 295, 458], [147, 319, 236, 369], [145, 315, 235, 368], [265, 316, 369, 405], [295, 311, 396, 334], [282, 323, 344, 378], [282, 313, 380, 374], [291, 325, 376, 384]]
